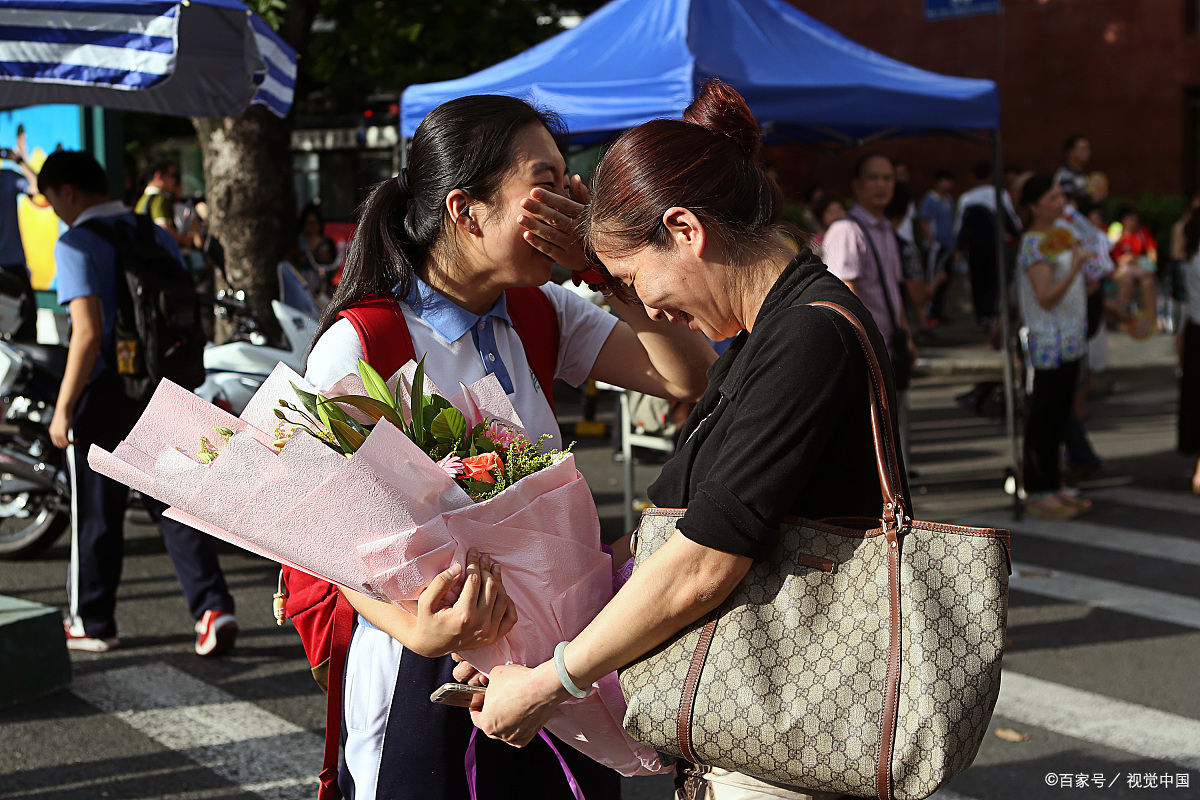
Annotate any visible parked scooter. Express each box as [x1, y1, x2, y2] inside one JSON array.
[[195, 262, 320, 414], [0, 337, 70, 557]]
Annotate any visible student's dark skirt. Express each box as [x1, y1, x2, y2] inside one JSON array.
[[343, 648, 621, 800]]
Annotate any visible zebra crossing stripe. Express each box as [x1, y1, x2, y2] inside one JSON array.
[[71, 663, 321, 800], [1088, 486, 1200, 517], [996, 672, 1200, 769], [957, 514, 1200, 568], [1010, 560, 1200, 630]]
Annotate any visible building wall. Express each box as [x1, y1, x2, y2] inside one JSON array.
[[774, 0, 1200, 203]]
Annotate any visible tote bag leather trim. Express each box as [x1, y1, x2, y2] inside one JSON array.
[[679, 610, 720, 762]]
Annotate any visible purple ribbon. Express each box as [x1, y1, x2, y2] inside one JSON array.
[[466, 727, 587, 800], [600, 543, 635, 592]]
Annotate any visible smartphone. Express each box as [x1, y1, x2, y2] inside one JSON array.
[[430, 682, 486, 707]]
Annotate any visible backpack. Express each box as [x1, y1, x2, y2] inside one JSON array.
[[277, 288, 560, 800], [79, 215, 206, 402]]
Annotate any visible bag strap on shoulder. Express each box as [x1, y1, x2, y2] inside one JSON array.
[[338, 294, 415, 379], [78, 214, 159, 248], [77, 217, 138, 373], [807, 301, 906, 531], [77, 217, 127, 253], [504, 286, 559, 414], [844, 215, 902, 332]]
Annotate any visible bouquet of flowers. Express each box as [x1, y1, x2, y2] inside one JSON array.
[[258, 357, 565, 505], [88, 360, 664, 777]]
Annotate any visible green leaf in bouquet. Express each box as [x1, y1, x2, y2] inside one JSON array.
[[329, 418, 366, 454], [465, 421, 482, 457], [430, 407, 466, 443], [326, 395, 405, 429], [473, 425, 497, 454], [357, 359, 396, 409], [410, 356, 428, 446], [289, 383, 324, 426], [347, 416, 370, 437], [315, 396, 334, 432], [317, 396, 355, 427], [459, 477, 499, 498], [421, 402, 441, 437]]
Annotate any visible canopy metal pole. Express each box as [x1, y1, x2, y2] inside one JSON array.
[[991, 129, 1023, 519]]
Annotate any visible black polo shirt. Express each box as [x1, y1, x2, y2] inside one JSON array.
[[647, 251, 910, 560]]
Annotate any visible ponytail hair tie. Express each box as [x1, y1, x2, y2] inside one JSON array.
[[395, 167, 412, 195]]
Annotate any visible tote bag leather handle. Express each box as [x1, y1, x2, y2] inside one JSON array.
[[807, 302, 908, 533]]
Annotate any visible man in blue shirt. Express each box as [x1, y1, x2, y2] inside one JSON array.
[[0, 142, 40, 341], [38, 151, 237, 655]]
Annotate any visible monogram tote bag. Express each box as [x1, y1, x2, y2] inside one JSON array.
[[619, 302, 1011, 800]]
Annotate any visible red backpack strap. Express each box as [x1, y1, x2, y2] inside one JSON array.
[[280, 566, 339, 673], [303, 293, 415, 799], [317, 601, 354, 800], [279, 566, 349, 800], [337, 294, 415, 379], [505, 287, 560, 414]]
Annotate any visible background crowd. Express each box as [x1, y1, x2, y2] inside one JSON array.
[[787, 133, 1200, 514]]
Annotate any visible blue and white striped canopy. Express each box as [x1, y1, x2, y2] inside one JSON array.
[[0, 0, 297, 118]]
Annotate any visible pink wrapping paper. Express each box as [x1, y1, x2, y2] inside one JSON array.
[[88, 364, 665, 777]]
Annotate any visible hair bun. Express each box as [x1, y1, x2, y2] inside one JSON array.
[[683, 80, 761, 159]]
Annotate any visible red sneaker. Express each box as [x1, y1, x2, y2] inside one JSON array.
[[64, 619, 119, 653], [195, 610, 238, 656]]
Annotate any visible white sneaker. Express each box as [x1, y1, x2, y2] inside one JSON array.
[[195, 609, 238, 656], [63, 619, 119, 653]]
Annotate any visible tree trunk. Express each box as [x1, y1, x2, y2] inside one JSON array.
[[191, 1, 318, 344], [194, 108, 294, 344]]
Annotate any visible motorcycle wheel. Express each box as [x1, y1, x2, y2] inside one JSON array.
[[0, 485, 69, 558]]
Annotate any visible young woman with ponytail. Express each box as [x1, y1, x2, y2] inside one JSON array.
[[304, 94, 715, 800], [472, 82, 900, 800]]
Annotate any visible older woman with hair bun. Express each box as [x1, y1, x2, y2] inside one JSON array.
[[470, 82, 904, 800]]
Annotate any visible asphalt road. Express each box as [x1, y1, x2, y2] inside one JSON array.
[[2, 328, 1198, 800]]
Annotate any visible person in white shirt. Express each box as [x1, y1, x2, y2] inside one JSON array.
[[954, 160, 1021, 327]]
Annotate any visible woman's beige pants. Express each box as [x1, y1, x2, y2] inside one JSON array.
[[676, 767, 848, 800]]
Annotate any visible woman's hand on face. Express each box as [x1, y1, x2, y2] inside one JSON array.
[[411, 548, 518, 657], [518, 174, 595, 274], [470, 661, 570, 747]]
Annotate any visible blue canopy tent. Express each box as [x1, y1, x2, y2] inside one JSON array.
[[0, 0, 297, 118], [400, 0, 997, 142], [401, 0, 1023, 516]]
